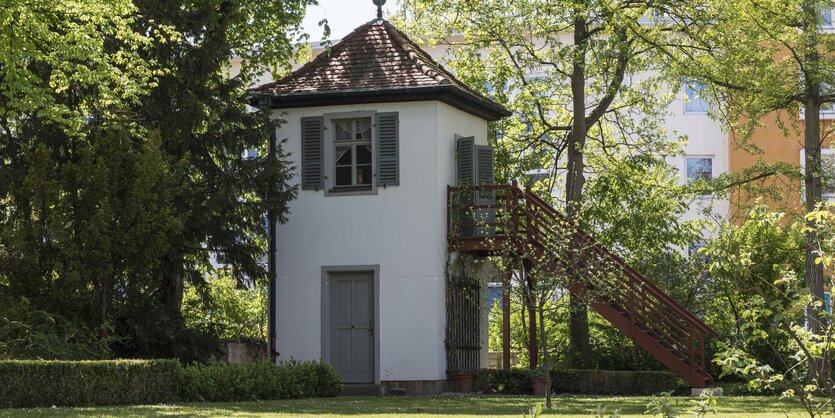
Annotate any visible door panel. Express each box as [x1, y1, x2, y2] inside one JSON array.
[[329, 272, 374, 383]]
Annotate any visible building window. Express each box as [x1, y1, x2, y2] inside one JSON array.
[[686, 157, 713, 184], [684, 81, 710, 113], [688, 240, 706, 260], [333, 118, 373, 190], [823, 9, 833, 29], [801, 149, 835, 200], [822, 151, 835, 199]]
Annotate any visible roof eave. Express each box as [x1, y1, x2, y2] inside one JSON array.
[[250, 85, 511, 121]]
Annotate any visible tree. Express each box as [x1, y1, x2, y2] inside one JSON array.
[[704, 205, 834, 417], [400, 0, 688, 366], [655, 0, 835, 342], [0, 0, 314, 360], [91, 0, 315, 357], [0, 0, 179, 345]]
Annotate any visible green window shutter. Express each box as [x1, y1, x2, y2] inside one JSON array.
[[376, 112, 399, 186], [475, 145, 494, 186], [456, 136, 476, 185], [475, 145, 495, 202], [301, 116, 324, 190]]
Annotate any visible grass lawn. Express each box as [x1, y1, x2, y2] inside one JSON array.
[[0, 395, 810, 417]]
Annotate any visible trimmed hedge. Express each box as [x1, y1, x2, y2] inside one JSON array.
[[475, 368, 687, 395], [178, 360, 342, 402], [552, 370, 687, 395], [0, 359, 179, 408], [0, 359, 342, 408], [474, 368, 532, 394]]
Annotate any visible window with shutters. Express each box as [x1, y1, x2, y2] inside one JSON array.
[[315, 111, 399, 196]]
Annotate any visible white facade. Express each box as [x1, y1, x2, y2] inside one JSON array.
[[273, 101, 489, 384]]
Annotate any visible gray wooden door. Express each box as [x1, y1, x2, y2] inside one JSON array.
[[329, 272, 374, 383]]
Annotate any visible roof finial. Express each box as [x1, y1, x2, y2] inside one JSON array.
[[373, 0, 386, 20]]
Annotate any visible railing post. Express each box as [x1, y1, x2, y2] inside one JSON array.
[[690, 332, 696, 384]]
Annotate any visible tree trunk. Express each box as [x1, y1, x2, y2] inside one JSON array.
[[525, 270, 538, 368], [538, 299, 552, 408], [566, 7, 592, 368], [800, 0, 828, 384], [502, 259, 512, 369], [803, 97, 824, 336]]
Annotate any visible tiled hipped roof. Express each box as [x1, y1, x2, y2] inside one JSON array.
[[252, 20, 509, 121]]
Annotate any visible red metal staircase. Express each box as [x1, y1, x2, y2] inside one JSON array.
[[447, 184, 718, 387]]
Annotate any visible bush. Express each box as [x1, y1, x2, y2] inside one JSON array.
[[475, 368, 532, 394], [475, 368, 686, 395], [0, 359, 179, 408], [551, 370, 687, 395], [178, 360, 342, 402]]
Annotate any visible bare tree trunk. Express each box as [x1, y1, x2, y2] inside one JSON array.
[[566, 6, 591, 368]]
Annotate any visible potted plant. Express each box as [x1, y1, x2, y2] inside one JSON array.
[[453, 371, 476, 393], [529, 368, 549, 396]]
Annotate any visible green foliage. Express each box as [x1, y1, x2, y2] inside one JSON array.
[[0, 359, 341, 408], [178, 360, 342, 402], [705, 204, 835, 417], [645, 392, 679, 418], [182, 270, 267, 342], [0, 0, 309, 360], [0, 359, 179, 408], [475, 368, 532, 394], [474, 368, 683, 395], [0, 0, 172, 133], [701, 205, 805, 373], [523, 403, 543, 418], [0, 294, 111, 360], [551, 370, 686, 396], [487, 299, 667, 371]]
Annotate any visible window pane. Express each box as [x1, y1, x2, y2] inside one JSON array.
[[356, 164, 372, 185], [356, 144, 372, 165], [356, 119, 372, 140], [335, 146, 352, 166], [686, 158, 712, 183], [684, 81, 710, 113], [335, 120, 352, 141], [335, 167, 352, 186], [823, 153, 835, 196]]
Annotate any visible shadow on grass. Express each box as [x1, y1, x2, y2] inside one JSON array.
[[2, 395, 804, 417]]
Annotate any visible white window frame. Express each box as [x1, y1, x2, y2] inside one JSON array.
[[323, 111, 378, 196], [685, 156, 714, 184], [823, 8, 835, 32], [800, 148, 835, 201]]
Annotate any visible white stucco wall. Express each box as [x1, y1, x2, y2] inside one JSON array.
[[273, 100, 489, 383], [664, 93, 730, 232]]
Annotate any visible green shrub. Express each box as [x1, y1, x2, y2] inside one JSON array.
[[178, 360, 342, 402], [551, 369, 687, 395], [476, 368, 686, 395], [475, 368, 532, 394], [0, 359, 178, 408]]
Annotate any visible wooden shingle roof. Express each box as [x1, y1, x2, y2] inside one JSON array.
[[251, 20, 509, 121]]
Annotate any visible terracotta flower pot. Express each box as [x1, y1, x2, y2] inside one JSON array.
[[453, 372, 476, 393], [530, 376, 548, 396]]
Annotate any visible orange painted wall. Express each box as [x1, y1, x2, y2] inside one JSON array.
[[728, 113, 834, 221]]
